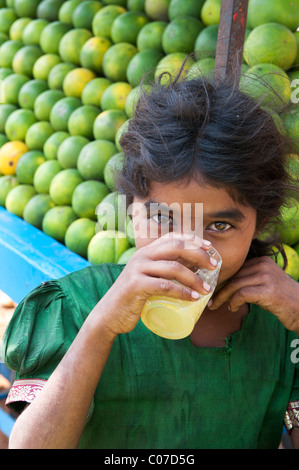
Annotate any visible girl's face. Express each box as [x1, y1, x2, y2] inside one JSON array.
[[131, 178, 259, 285]]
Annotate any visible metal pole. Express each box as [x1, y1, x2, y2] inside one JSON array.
[[214, 0, 249, 85]]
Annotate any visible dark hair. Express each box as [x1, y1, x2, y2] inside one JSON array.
[[117, 69, 298, 263]]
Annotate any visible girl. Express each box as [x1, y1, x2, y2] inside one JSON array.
[[1, 73, 299, 449]]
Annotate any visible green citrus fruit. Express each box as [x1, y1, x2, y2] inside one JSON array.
[[103, 151, 124, 190], [96, 190, 127, 231], [79, 36, 112, 75], [72, 1, 103, 30], [136, 20, 167, 51], [22, 18, 49, 45], [34, 89, 64, 121], [18, 79, 48, 110], [68, 105, 100, 139], [6, 183, 36, 217], [240, 63, 292, 112], [14, 0, 41, 18], [33, 159, 62, 193], [48, 62, 76, 90], [25, 121, 54, 151], [126, 48, 162, 87], [49, 168, 83, 206], [155, 52, 195, 84], [0, 40, 23, 68], [39, 20, 72, 54], [244, 23, 297, 71], [57, 135, 90, 169], [0, 103, 17, 132], [9, 17, 32, 41], [0, 141, 28, 175], [42, 205, 77, 243], [32, 53, 62, 81], [81, 77, 112, 107], [50, 96, 81, 131], [36, 0, 65, 22], [294, 242, 299, 257], [194, 24, 218, 59], [58, 0, 82, 24], [144, 0, 170, 21], [87, 229, 130, 264], [43, 130, 69, 160], [168, 0, 205, 20], [58, 28, 93, 65], [201, 0, 221, 26], [65, 217, 96, 258], [162, 16, 204, 54], [5, 108, 37, 141], [111, 11, 150, 44], [93, 109, 127, 142], [117, 246, 137, 263], [187, 57, 215, 80], [77, 139, 117, 180], [63, 67, 96, 99], [127, 0, 145, 11], [23, 193, 55, 229], [247, 0, 299, 32], [115, 119, 129, 151], [12, 45, 43, 77], [100, 81, 133, 111], [0, 67, 14, 80], [16, 150, 46, 184], [125, 85, 151, 117], [92, 5, 126, 39], [0, 8, 17, 34], [72, 180, 109, 220], [281, 106, 299, 145], [0, 174, 18, 206], [102, 42, 138, 82], [276, 201, 299, 246], [0, 133, 8, 147]]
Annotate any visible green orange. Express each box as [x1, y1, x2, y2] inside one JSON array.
[[92, 5, 126, 39], [81, 77, 112, 107], [79, 36, 112, 74], [14, 0, 41, 18], [126, 48, 162, 87], [72, 1, 103, 30], [100, 82, 133, 111], [25, 121, 54, 151], [103, 151, 125, 190], [12, 44, 43, 77], [71, 180, 109, 220], [77, 139, 117, 180], [32, 53, 62, 81], [43, 131, 69, 160], [42, 205, 77, 243], [36, 0, 65, 22], [23, 193, 55, 229], [111, 11, 150, 44], [33, 89, 64, 121], [18, 79, 48, 109], [39, 20, 72, 54], [162, 16, 204, 54], [47, 62, 76, 90], [68, 105, 100, 139], [49, 168, 83, 206], [247, 0, 299, 32], [201, 0, 221, 26], [6, 183, 36, 218], [33, 159, 62, 193], [0, 175, 18, 206], [0, 8, 17, 34], [58, 28, 93, 65], [93, 109, 127, 142], [63, 67, 96, 99], [136, 20, 167, 51], [65, 217, 96, 259], [15, 150, 46, 184], [5, 108, 37, 141], [58, 0, 82, 24], [87, 229, 130, 265], [103, 42, 138, 82], [144, 0, 171, 21], [9, 17, 32, 41], [155, 52, 195, 84], [0, 103, 17, 132], [22, 18, 49, 45], [168, 0, 205, 20], [57, 135, 90, 169], [0, 40, 23, 68], [117, 246, 137, 263], [50, 96, 81, 131]]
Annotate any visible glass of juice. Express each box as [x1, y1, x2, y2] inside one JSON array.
[[141, 246, 222, 339]]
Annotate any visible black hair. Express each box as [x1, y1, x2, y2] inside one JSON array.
[[117, 68, 298, 264]]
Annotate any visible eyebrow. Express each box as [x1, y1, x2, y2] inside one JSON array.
[[143, 199, 177, 212], [206, 209, 245, 222]]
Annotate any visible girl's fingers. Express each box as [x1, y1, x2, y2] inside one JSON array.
[[141, 233, 218, 272], [143, 260, 213, 295], [142, 274, 204, 302]]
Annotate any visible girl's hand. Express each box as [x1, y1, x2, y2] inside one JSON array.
[[208, 256, 299, 333], [96, 233, 218, 337]]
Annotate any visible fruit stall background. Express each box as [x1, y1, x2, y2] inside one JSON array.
[[0, 0, 298, 283]]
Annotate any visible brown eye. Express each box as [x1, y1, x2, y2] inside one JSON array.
[[209, 222, 232, 232]]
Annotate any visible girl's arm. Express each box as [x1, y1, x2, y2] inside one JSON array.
[[9, 233, 215, 449]]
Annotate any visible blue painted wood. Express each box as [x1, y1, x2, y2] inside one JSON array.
[[0, 207, 91, 303]]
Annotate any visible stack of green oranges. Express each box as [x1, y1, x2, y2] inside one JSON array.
[[0, 0, 297, 272]]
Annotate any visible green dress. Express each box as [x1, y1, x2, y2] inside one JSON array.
[[1, 263, 299, 449]]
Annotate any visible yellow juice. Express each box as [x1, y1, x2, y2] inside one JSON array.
[[141, 292, 213, 340]]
